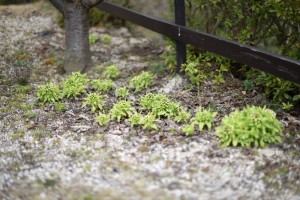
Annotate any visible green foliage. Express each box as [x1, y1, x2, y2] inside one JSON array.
[[246, 69, 300, 107], [140, 113, 159, 130], [140, 93, 181, 119], [101, 34, 112, 45], [182, 60, 207, 86], [92, 79, 114, 93], [129, 71, 154, 93], [185, 0, 300, 60], [62, 72, 88, 98], [161, 43, 177, 73], [191, 107, 218, 131], [53, 102, 66, 113], [181, 124, 195, 136], [115, 87, 129, 99], [96, 112, 111, 127], [14, 84, 32, 94], [128, 112, 143, 128], [82, 93, 105, 112], [104, 64, 120, 79], [89, 34, 98, 45], [216, 106, 283, 148], [243, 79, 255, 91], [110, 100, 134, 122], [37, 83, 61, 104], [174, 108, 191, 123]]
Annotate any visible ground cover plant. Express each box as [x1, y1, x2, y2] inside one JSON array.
[[1, 4, 300, 199]]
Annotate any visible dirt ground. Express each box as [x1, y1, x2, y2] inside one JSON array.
[[0, 1, 300, 200]]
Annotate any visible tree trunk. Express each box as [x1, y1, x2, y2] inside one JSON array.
[[64, 2, 91, 73], [49, 0, 104, 73]]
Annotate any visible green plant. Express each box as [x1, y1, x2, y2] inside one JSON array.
[[129, 71, 154, 93], [216, 106, 283, 147], [89, 34, 98, 45], [140, 93, 181, 119], [243, 79, 255, 91], [53, 102, 66, 112], [181, 124, 195, 136], [174, 108, 191, 123], [140, 113, 159, 130], [282, 102, 293, 111], [14, 84, 32, 94], [191, 107, 217, 131], [110, 100, 134, 122], [101, 34, 112, 44], [62, 72, 88, 98], [82, 93, 105, 112], [92, 79, 114, 93], [182, 59, 207, 86], [115, 87, 129, 99], [37, 83, 61, 104], [104, 64, 120, 79], [128, 112, 143, 128], [96, 112, 111, 127]]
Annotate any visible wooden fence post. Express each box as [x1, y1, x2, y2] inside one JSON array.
[[174, 0, 187, 73]]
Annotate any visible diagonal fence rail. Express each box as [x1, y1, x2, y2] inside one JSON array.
[[97, 1, 300, 84]]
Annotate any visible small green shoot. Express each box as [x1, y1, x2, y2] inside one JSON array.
[[92, 79, 114, 93], [101, 34, 112, 44]]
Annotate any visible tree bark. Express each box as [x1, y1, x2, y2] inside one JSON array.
[[49, 0, 103, 73]]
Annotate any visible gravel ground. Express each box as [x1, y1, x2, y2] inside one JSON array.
[[0, 2, 300, 200]]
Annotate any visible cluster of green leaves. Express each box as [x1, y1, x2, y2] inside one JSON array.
[[246, 69, 300, 109], [115, 87, 129, 99], [82, 93, 105, 112], [129, 71, 154, 93], [96, 112, 111, 127], [216, 106, 283, 147], [128, 112, 158, 130], [92, 79, 114, 93], [62, 72, 89, 98], [37, 83, 61, 104], [109, 100, 134, 122], [140, 93, 182, 119], [185, 0, 300, 60], [181, 107, 217, 136], [104, 64, 120, 79]]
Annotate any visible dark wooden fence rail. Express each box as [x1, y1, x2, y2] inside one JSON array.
[[97, 1, 300, 84]]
